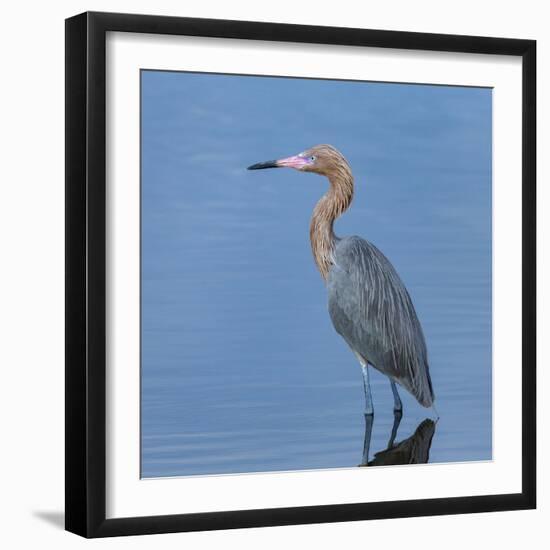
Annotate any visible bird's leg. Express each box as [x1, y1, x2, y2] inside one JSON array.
[[390, 380, 403, 414], [361, 364, 374, 416], [361, 412, 374, 465], [387, 410, 402, 449]]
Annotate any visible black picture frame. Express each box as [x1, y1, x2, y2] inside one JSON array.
[[65, 11, 536, 538]]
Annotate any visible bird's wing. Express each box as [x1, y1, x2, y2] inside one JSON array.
[[327, 236, 434, 406]]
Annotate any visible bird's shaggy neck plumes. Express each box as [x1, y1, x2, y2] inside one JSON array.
[[310, 161, 354, 280]]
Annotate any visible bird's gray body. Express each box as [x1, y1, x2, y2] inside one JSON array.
[[328, 236, 434, 407]]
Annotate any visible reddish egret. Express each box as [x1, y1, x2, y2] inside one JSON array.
[[248, 144, 435, 415]]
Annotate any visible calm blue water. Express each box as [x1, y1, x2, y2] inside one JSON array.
[[141, 71, 492, 478]]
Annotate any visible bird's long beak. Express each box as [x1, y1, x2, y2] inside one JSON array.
[[247, 159, 279, 170], [247, 155, 309, 170]]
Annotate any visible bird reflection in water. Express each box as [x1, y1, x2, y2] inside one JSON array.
[[360, 414, 437, 467]]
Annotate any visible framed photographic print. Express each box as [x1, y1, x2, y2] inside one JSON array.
[[65, 11, 536, 538]]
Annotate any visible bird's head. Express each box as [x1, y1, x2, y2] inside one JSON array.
[[247, 144, 349, 178]]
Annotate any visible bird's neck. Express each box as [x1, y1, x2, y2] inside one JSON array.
[[310, 169, 354, 280]]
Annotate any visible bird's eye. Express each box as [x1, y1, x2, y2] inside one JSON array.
[[310, 155, 316, 161]]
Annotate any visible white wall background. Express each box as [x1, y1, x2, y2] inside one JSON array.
[[0, 1, 545, 548]]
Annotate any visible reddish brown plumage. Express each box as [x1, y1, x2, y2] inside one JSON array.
[[304, 145, 354, 279]]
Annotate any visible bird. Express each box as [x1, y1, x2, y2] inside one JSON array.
[[248, 144, 434, 416]]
